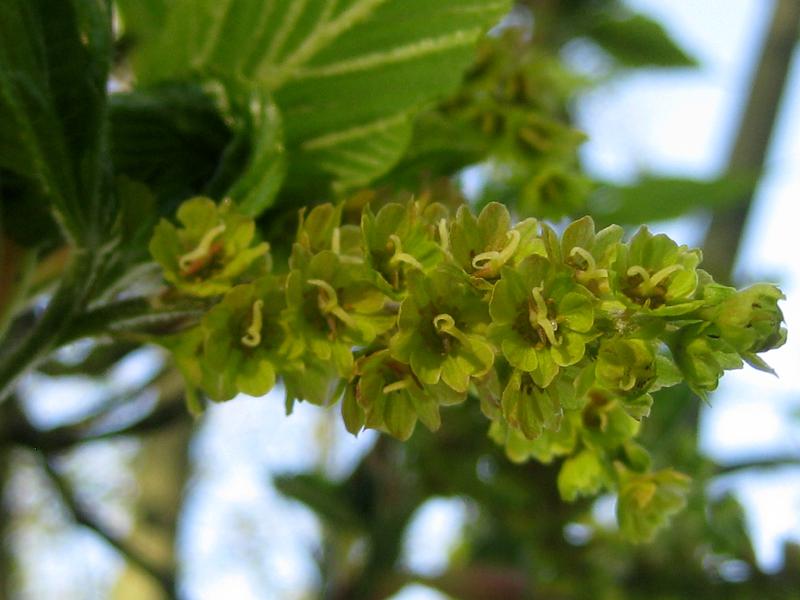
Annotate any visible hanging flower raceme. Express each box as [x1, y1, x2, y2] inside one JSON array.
[[148, 196, 787, 543]]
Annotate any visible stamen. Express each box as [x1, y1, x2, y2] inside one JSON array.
[[331, 227, 341, 254], [619, 372, 637, 391], [433, 313, 469, 346], [570, 247, 609, 285], [626, 264, 683, 294], [388, 234, 424, 271], [382, 379, 411, 394], [438, 218, 450, 252], [529, 287, 559, 346], [241, 300, 264, 347], [531, 286, 549, 316], [649, 264, 683, 287], [626, 265, 651, 284], [569, 246, 597, 271], [472, 229, 521, 273], [308, 279, 356, 329], [433, 313, 456, 332], [179, 224, 225, 271], [308, 279, 339, 313]]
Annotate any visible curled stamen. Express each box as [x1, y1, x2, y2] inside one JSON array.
[[308, 279, 339, 313], [307, 279, 356, 329], [626, 265, 651, 284], [471, 229, 521, 273], [241, 300, 264, 347], [383, 379, 412, 394], [179, 224, 225, 271], [569, 246, 597, 271], [570, 247, 609, 285], [626, 264, 683, 292], [433, 313, 470, 346], [388, 234, 424, 270], [438, 218, 450, 252], [433, 313, 456, 332], [531, 286, 549, 316], [619, 372, 637, 392], [649, 264, 684, 287], [529, 287, 559, 346], [330, 305, 357, 329]]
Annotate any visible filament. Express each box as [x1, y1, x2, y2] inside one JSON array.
[[241, 300, 264, 347], [179, 224, 225, 271]]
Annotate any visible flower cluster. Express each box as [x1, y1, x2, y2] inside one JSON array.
[[151, 196, 786, 541]]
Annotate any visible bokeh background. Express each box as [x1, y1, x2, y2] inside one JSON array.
[[3, 1, 800, 598]]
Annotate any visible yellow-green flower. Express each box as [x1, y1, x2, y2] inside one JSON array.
[[149, 197, 269, 297]]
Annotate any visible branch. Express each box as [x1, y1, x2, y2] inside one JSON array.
[[58, 297, 206, 346], [38, 453, 177, 597], [702, 0, 800, 283], [7, 399, 190, 453], [0, 250, 98, 404], [714, 455, 800, 476]]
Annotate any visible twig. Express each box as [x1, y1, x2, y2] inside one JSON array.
[[714, 455, 800, 476], [702, 0, 800, 283], [38, 453, 178, 597], [7, 399, 190, 453]]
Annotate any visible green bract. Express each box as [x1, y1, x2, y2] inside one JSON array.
[[595, 338, 657, 398], [616, 465, 691, 543], [613, 226, 703, 316], [501, 368, 562, 439], [391, 266, 494, 393], [671, 322, 743, 399], [295, 203, 363, 262], [489, 255, 594, 387], [285, 250, 394, 377], [200, 276, 287, 401], [711, 284, 787, 370], [149, 197, 270, 297]]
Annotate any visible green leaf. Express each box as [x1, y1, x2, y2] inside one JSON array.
[[274, 473, 364, 531], [585, 14, 698, 69], [226, 93, 286, 217], [0, 0, 112, 244], [589, 175, 756, 225], [109, 85, 232, 211], [119, 0, 510, 191]]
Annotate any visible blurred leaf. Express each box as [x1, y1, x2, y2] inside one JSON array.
[[586, 14, 698, 68], [0, 0, 112, 244], [117, 0, 510, 192], [274, 473, 365, 532], [109, 85, 232, 211], [589, 175, 757, 225], [226, 94, 286, 217], [557, 449, 608, 502]]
